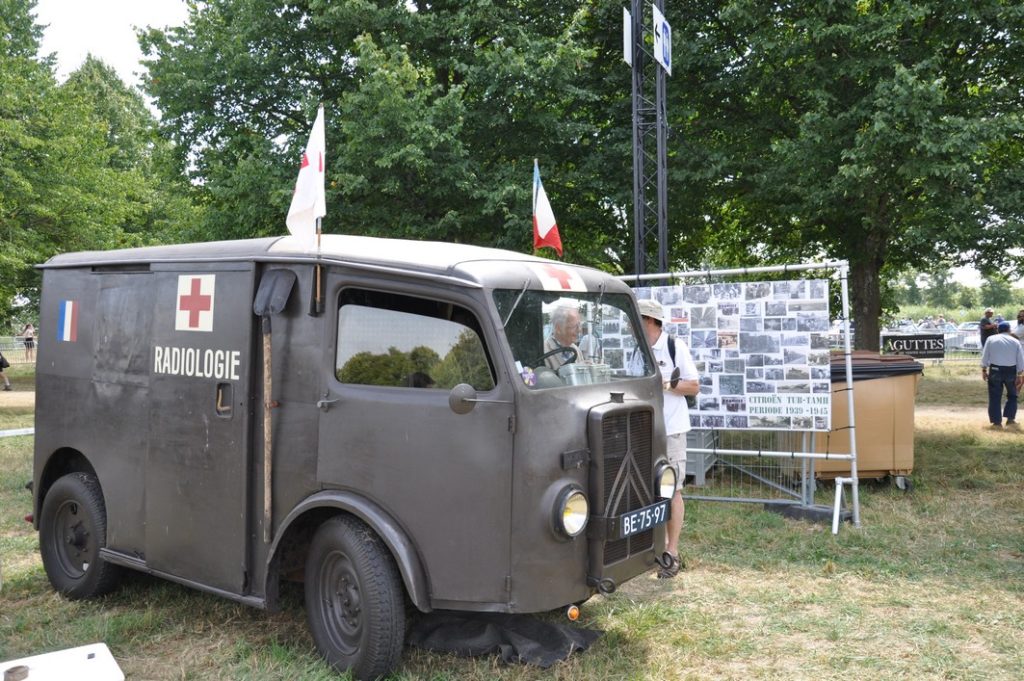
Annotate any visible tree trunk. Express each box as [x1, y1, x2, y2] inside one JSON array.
[[849, 259, 883, 352]]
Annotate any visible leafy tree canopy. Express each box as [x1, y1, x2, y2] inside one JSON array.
[[140, 0, 629, 262], [667, 0, 1024, 348], [0, 0, 199, 326]]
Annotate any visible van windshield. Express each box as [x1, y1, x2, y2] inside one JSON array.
[[493, 289, 656, 389]]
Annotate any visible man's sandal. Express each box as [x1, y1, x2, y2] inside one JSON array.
[[657, 552, 682, 579]]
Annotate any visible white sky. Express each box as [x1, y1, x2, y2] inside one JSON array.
[[34, 0, 189, 89], [951, 265, 981, 288]]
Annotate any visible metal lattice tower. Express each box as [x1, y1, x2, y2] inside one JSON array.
[[630, 0, 669, 276]]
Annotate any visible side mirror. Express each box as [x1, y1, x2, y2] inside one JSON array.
[[448, 384, 514, 414], [449, 383, 477, 414]]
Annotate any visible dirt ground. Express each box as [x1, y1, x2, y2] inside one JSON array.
[[0, 390, 35, 410], [916, 403, 1012, 429]]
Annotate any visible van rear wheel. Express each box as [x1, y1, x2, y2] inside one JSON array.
[[39, 472, 121, 599], [305, 515, 405, 680]]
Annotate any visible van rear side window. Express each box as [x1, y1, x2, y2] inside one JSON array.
[[335, 289, 495, 391]]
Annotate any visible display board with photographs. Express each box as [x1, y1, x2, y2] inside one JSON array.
[[601, 280, 832, 432]]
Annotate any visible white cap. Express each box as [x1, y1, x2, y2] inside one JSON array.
[[637, 298, 665, 323]]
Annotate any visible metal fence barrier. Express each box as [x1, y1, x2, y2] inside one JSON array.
[[685, 429, 847, 509], [0, 336, 35, 365]]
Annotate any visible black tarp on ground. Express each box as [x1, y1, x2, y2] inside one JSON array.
[[406, 611, 603, 668]]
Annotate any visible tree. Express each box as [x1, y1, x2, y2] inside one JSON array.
[[137, 0, 1024, 352], [408, 346, 440, 374], [979, 272, 1015, 309], [432, 330, 494, 390], [955, 286, 977, 311], [667, 0, 1024, 349], [59, 57, 203, 246], [0, 0, 54, 320], [894, 270, 923, 306], [338, 347, 413, 386], [139, 0, 606, 254], [924, 269, 957, 308], [0, 1, 198, 324]]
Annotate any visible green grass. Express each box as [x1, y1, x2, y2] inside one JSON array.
[[0, 362, 35, 394], [2, 364, 1023, 679], [914, 361, 987, 406]]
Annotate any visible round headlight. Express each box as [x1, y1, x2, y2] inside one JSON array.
[[656, 464, 677, 499], [557, 488, 589, 537]]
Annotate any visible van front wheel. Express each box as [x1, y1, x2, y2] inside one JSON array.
[[39, 472, 120, 599], [305, 515, 405, 680]]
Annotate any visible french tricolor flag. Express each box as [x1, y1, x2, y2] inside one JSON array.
[[532, 159, 563, 257], [57, 300, 78, 342]]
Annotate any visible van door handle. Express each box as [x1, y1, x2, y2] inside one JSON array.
[[317, 394, 339, 412]]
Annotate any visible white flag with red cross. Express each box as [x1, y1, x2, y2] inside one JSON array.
[[286, 105, 326, 247]]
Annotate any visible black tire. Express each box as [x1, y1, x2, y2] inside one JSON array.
[[39, 472, 121, 599], [305, 515, 405, 681]]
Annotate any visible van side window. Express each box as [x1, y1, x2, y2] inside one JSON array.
[[335, 290, 495, 391]]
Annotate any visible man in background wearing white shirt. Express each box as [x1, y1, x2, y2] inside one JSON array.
[[636, 299, 700, 578], [980, 320, 1024, 429]]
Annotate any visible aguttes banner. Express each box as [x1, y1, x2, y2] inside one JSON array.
[[881, 333, 944, 359]]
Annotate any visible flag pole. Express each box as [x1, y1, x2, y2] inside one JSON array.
[[532, 158, 538, 258], [316, 216, 323, 314], [316, 102, 323, 314]]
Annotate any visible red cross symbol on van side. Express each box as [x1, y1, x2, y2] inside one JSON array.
[[542, 264, 574, 290], [179, 278, 212, 328]]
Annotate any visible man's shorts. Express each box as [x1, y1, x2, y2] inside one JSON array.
[[666, 432, 687, 481]]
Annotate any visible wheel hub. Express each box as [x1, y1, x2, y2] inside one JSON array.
[[319, 552, 363, 655], [55, 500, 92, 576]]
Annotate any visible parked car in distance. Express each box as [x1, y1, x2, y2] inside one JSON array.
[[937, 322, 963, 349], [891, 320, 922, 334], [958, 321, 981, 351]]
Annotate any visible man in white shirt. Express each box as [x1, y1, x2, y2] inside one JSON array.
[[636, 299, 700, 578], [980, 321, 1024, 428], [1013, 309, 1024, 342]]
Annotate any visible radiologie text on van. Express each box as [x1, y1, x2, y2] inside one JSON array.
[[153, 345, 241, 380]]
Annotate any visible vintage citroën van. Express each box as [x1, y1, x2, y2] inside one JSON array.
[[31, 235, 676, 679]]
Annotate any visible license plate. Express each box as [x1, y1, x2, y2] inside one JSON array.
[[619, 499, 670, 538]]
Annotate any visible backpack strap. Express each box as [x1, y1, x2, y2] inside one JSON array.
[[667, 335, 676, 367]]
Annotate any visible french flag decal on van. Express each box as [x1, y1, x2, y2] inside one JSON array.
[[57, 300, 78, 342]]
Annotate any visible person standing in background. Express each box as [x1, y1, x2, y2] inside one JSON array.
[[19, 323, 35, 362], [980, 321, 1024, 429], [979, 308, 997, 347], [633, 299, 700, 578], [0, 351, 11, 390], [1013, 309, 1024, 342]]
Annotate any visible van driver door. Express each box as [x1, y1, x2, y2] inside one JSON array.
[[316, 280, 515, 608]]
